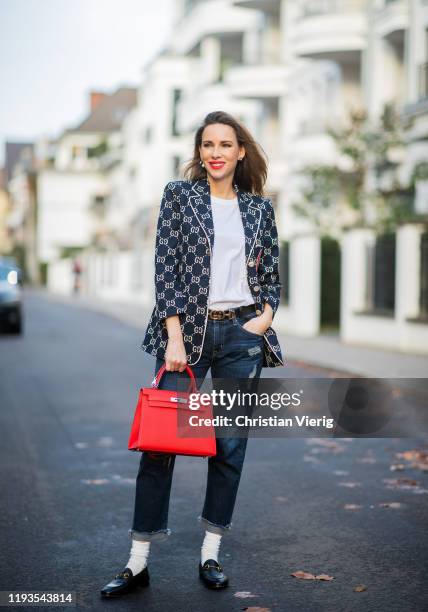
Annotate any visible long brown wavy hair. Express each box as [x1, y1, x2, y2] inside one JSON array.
[[182, 111, 268, 196]]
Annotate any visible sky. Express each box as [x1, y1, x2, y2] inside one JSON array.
[[0, 0, 174, 166]]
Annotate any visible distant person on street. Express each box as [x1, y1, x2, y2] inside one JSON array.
[[72, 259, 82, 294]]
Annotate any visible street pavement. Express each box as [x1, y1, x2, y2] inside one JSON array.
[[0, 289, 427, 612], [38, 287, 428, 379]]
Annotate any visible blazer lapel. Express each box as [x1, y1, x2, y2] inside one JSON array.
[[238, 188, 263, 264], [189, 178, 262, 262], [189, 179, 215, 252]]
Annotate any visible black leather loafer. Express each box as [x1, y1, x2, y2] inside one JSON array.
[[199, 559, 229, 589], [100, 566, 150, 598]]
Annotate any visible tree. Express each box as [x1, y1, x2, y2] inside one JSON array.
[[291, 104, 424, 235]]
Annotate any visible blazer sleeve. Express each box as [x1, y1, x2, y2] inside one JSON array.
[[258, 199, 282, 319], [154, 181, 186, 323]]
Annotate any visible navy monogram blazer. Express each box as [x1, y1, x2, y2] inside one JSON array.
[[141, 178, 284, 367]]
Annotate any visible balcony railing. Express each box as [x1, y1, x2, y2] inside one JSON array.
[[419, 62, 428, 101], [299, 0, 366, 18]]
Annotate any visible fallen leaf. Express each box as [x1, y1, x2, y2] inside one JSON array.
[[353, 584, 367, 592], [315, 574, 334, 581], [394, 450, 428, 471], [74, 442, 88, 449], [303, 454, 321, 464], [390, 464, 405, 471], [343, 504, 363, 510], [234, 591, 259, 598], [383, 477, 420, 489], [305, 439, 345, 453], [291, 570, 334, 581], [378, 502, 403, 508], [291, 571, 316, 580], [338, 481, 362, 488], [396, 450, 428, 462], [80, 478, 109, 485], [111, 475, 134, 484]]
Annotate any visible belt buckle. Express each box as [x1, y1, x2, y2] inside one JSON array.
[[210, 310, 225, 320]]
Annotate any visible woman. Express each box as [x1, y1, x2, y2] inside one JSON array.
[[101, 110, 284, 598]]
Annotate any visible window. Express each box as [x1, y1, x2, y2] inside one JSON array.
[[420, 233, 428, 318], [373, 233, 396, 314], [279, 240, 290, 305], [172, 156, 181, 179], [171, 89, 182, 136], [143, 126, 152, 144]]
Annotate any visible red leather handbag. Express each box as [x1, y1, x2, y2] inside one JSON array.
[[128, 363, 217, 457]]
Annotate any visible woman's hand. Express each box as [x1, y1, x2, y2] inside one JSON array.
[[164, 314, 188, 372], [165, 336, 188, 372], [242, 309, 273, 336]]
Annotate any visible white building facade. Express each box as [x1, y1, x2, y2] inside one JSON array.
[[44, 0, 428, 354]]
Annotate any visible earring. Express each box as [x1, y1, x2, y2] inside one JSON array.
[[200, 160, 204, 166]]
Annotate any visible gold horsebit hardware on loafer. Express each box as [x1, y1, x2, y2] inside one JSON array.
[[203, 562, 223, 571]]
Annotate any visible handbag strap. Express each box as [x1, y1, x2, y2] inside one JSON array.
[[151, 363, 197, 394]]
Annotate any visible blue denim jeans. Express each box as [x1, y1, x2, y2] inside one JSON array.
[[129, 308, 264, 542]]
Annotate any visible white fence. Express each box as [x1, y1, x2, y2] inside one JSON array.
[[47, 250, 155, 307], [46, 222, 428, 355]]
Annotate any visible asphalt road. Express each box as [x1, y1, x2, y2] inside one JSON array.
[[0, 290, 427, 612]]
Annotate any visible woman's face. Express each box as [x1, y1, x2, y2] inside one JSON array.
[[199, 123, 245, 182]]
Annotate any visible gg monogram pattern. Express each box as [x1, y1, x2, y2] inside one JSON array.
[[140, 178, 284, 367]]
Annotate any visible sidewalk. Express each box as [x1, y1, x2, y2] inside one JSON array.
[[36, 289, 428, 379]]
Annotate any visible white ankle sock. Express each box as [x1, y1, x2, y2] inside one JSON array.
[[126, 539, 151, 576], [201, 531, 222, 565]]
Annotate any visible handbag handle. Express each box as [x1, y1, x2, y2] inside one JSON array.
[[151, 362, 197, 394]]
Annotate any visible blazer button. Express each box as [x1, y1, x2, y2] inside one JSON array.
[[248, 259, 255, 267], [255, 309, 262, 315], [254, 285, 260, 292]]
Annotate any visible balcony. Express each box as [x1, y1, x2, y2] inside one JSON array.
[[374, 0, 408, 38], [177, 84, 255, 132], [225, 63, 288, 98], [232, 0, 280, 15], [292, 0, 367, 59], [171, 0, 259, 55], [404, 63, 428, 123], [419, 62, 428, 102], [299, 0, 365, 17]]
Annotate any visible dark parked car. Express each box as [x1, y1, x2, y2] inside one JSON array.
[[0, 263, 23, 334]]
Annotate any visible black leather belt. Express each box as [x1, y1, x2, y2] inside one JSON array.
[[208, 304, 256, 320]]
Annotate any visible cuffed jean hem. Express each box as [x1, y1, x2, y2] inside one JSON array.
[[197, 515, 232, 535], [128, 527, 171, 542]]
